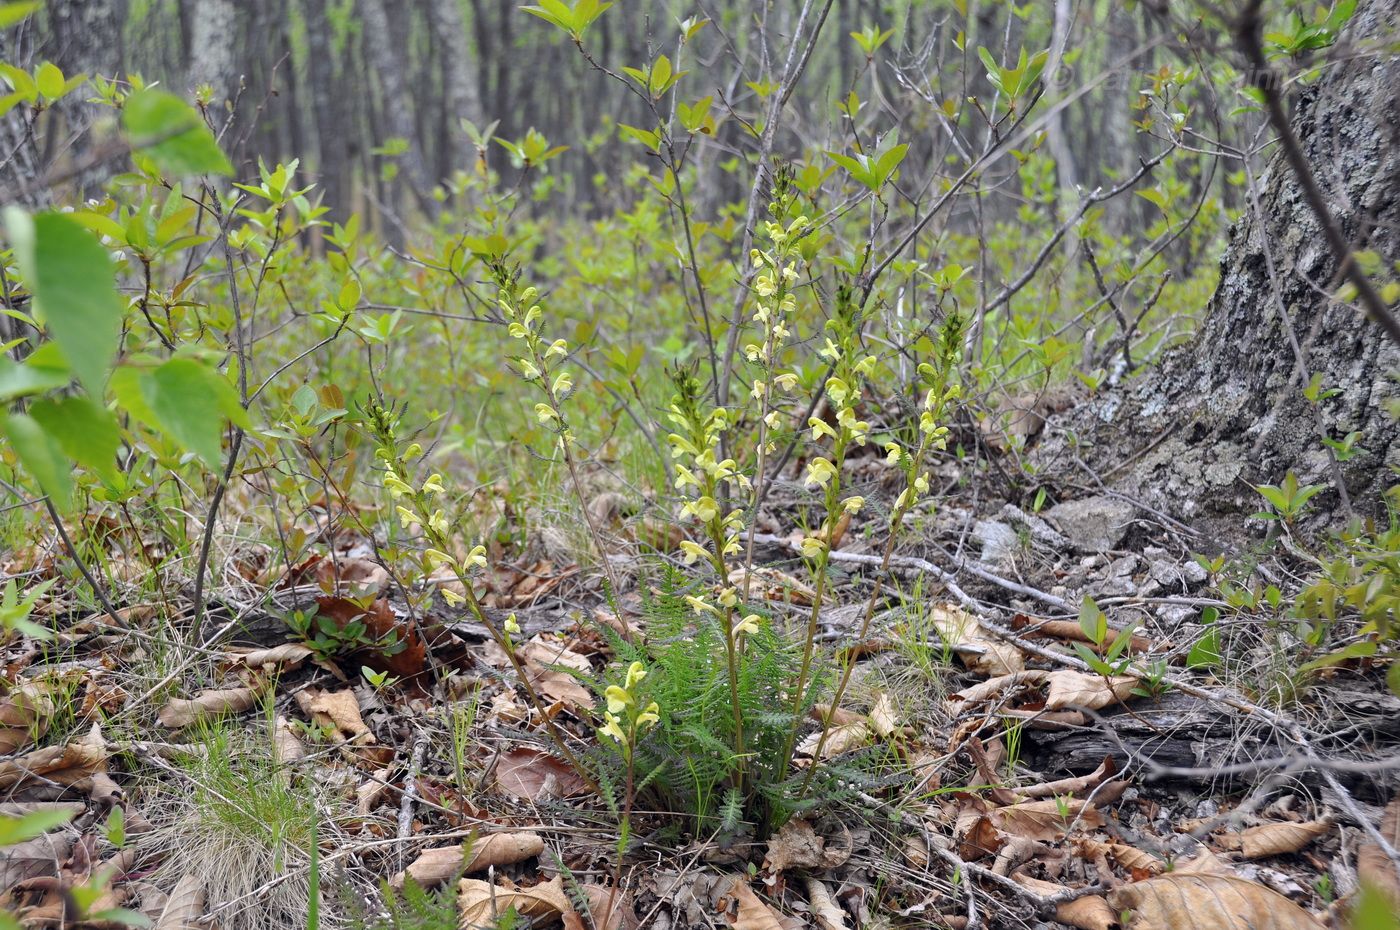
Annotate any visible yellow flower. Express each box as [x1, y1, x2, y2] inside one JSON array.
[[599, 713, 627, 746], [774, 372, 798, 391], [690, 496, 719, 524], [625, 661, 648, 689], [679, 540, 708, 564], [552, 372, 573, 395], [427, 510, 449, 536], [504, 613, 521, 635], [441, 587, 465, 606], [804, 457, 836, 489], [754, 275, 776, 297], [842, 496, 865, 514], [516, 358, 540, 379], [546, 338, 569, 358], [636, 702, 660, 728], [403, 443, 423, 460], [395, 506, 417, 528], [383, 472, 414, 497], [464, 545, 488, 571], [424, 548, 454, 569], [735, 614, 761, 637], [884, 443, 903, 465], [605, 685, 632, 714], [421, 474, 445, 495], [718, 587, 738, 609], [685, 595, 716, 615], [799, 536, 828, 559], [809, 417, 838, 442], [534, 403, 559, 425]]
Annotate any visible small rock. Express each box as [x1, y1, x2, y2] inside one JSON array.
[[1182, 560, 1209, 585], [972, 520, 1021, 571], [1106, 554, 1139, 577], [1156, 603, 1196, 626], [1045, 496, 1137, 552], [999, 503, 1069, 549]]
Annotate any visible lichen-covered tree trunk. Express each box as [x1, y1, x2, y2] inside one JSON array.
[[1037, 4, 1400, 530]]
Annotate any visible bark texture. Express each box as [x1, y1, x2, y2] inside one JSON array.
[[185, 0, 239, 104], [1037, 4, 1400, 528]]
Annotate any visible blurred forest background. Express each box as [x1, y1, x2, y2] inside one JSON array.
[[3, 0, 1230, 249]]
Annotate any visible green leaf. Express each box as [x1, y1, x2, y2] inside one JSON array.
[[142, 358, 245, 467], [2, 412, 72, 509], [0, 807, 76, 846], [0, 2, 40, 29], [0, 343, 70, 401], [1187, 627, 1221, 669], [3, 209, 124, 396], [28, 395, 119, 483], [121, 88, 232, 177], [34, 62, 64, 100]]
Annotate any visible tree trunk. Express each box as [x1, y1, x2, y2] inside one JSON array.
[[1036, 3, 1400, 531], [303, 0, 352, 226], [358, 0, 434, 212], [186, 0, 239, 105], [426, 0, 482, 175]]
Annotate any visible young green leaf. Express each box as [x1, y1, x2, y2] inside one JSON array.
[[2, 209, 124, 397], [122, 88, 233, 177]]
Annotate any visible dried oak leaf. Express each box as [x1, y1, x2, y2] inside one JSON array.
[[1107, 874, 1326, 930], [1074, 838, 1163, 875], [1357, 796, 1400, 905], [1012, 874, 1116, 930], [458, 874, 573, 929], [868, 693, 900, 740], [1043, 671, 1138, 711], [719, 876, 788, 930], [763, 819, 825, 874], [157, 686, 259, 729], [0, 736, 106, 792], [494, 747, 589, 800], [929, 603, 1025, 676], [295, 688, 373, 743], [0, 831, 71, 889], [574, 884, 638, 930], [992, 798, 1104, 842], [803, 877, 847, 930], [225, 644, 313, 672], [394, 832, 545, 889], [795, 721, 869, 761], [0, 681, 55, 755], [154, 873, 205, 930], [1222, 819, 1332, 859]]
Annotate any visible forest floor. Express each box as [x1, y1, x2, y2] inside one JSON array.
[[3, 426, 1397, 930]]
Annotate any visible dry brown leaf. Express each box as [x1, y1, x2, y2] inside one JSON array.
[[317, 596, 427, 681], [494, 747, 589, 800], [1044, 671, 1137, 711], [1226, 819, 1332, 859], [0, 682, 54, 755], [796, 721, 869, 761], [1016, 757, 1117, 800], [273, 715, 306, 765], [154, 873, 205, 930], [296, 688, 373, 743], [459, 875, 574, 928], [226, 644, 313, 671], [1012, 874, 1115, 930], [573, 884, 637, 930], [804, 877, 847, 930], [1357, 796, 1400, 905], [1109, 874, 1326, 930], [949, 671, 1050, 708], [763, 819, 824, 873], [727, 566, 817, 606], [0, 831, 70, 889], [395, 833, 545, 888], [1177, 847, 1231, 875], [1075, 838, 1163, 875], [531, 669, 593, 707], [929, 603, 1025, 676], [0, 738, 106, 792], [157, 687, 259, 729], [992, 798, 1104, 842], [720, 876, 787, 930], [868, 693, 899, 739]]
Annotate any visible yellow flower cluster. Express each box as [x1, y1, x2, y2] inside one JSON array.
[[501, 283, 575, 433], [667, 402, 747, 560], [598, 660, 660, 755], [744, 216, 809, 447], [379, 455, 488, 607]]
